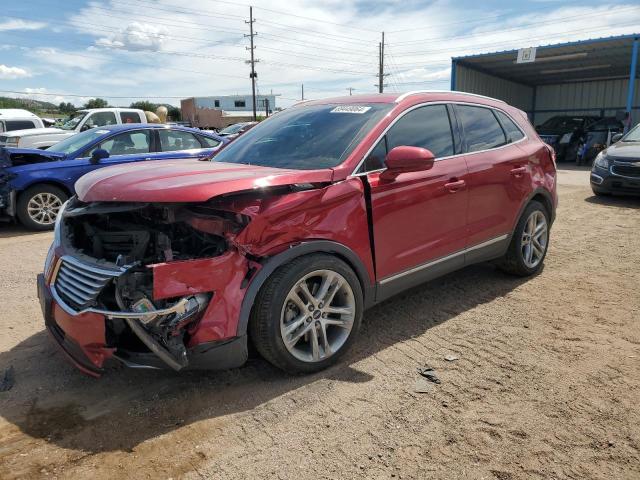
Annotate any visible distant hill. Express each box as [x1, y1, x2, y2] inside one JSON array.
[[0, 96, 58, 114]]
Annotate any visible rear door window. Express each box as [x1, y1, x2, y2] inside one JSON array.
[[197, 134, 221, 148], [495, 111, 525, 143], [120, 111, 141, 124], [456, 105, 507, 152], [159, 129, 203, 151], [84, 112, 117, 129], [5, 120, 36, 131]]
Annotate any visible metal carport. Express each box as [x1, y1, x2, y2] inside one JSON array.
[[451, 34, 639, 131]]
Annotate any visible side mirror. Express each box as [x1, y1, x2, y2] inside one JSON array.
[[611, 133, 624, 144], [381, 146, 435, 181], [90, 148, 110, 164]]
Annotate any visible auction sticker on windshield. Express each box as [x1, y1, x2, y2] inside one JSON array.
[[330, 106, 372, 114]]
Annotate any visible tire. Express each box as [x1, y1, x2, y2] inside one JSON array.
[[16, 185, 68, 231], [249, 253, 364, 374], [497, 200, 550, 277]]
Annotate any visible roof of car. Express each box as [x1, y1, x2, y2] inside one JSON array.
[[296, 90, 507, 107], [0, 109, 40, 118], [90, 124, 219, 136]]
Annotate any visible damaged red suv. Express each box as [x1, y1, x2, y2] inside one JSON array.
[[37, 91, 557, 377]]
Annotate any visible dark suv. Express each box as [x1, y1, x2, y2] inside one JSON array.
[[591, 124, 640, 196]]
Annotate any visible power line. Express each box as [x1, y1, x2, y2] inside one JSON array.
[[387, 5, 640, 46]]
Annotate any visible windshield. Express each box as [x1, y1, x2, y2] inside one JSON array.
[[622, 124, 640, 142], [219, 123, 248, 135], [58, 112, 88, 131], [540, 116, 584, 131], [46, 128, 108, 155], [213, 104, 392, 170]]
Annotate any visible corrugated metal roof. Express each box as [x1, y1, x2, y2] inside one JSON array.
[[452, 33, 639, 86]]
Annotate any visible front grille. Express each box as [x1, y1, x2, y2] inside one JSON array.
[[54, 256, 126, 310], [612, 162, 640, 178]]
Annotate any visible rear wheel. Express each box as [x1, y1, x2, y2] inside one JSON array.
[[16, 185, 68, 231], [497, 201, 550, 276], [249, 254, 363, 374]]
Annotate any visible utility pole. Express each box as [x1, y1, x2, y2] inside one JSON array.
[[347, 87, 356, 95], [378, 31, 386, 93], [301, 84, 304, 101], [245, 7, 258, 121]]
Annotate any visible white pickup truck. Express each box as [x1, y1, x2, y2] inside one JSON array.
[[0, 108, 146, 149]]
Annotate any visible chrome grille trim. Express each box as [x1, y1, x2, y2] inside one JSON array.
[[52, 255, 129, 310]]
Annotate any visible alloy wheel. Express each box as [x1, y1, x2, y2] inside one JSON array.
[[280, 269, 355, 363], [27, 192, 62, 226], [521, 210, 548, 269]]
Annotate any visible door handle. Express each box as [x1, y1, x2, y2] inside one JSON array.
[[444, 179, 466, 192], [510, 166, 527, 176]]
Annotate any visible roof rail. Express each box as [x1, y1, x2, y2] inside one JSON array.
[[395, 90, 507, 104]]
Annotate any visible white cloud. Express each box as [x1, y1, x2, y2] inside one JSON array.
[[0, 64, 31, 79], [25, 47, 107, 71], [0, 18, 46, 32], [95, 22, 168, 52]]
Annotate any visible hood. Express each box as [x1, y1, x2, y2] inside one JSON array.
[[76, 160, 335, 203], [1, 127, 69, 138], [606, 141, 640, 160], [0, 147, 66, 168]]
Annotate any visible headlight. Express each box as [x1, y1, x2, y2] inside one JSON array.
[[53, 200, 68, 247], [5, 137, 19, 146], [594, 151, 609, 169]]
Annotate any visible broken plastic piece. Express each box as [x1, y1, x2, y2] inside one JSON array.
[[445, 355, 459, 362], [416, 366, 441, 384]]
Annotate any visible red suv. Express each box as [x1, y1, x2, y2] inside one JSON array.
[[37, 91, 557, 377]]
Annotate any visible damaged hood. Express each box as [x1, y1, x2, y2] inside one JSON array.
[[0, 147, 66, 168], [76, 160, 335, 203]]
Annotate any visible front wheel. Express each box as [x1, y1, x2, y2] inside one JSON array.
[[497, 201, 550, 276], [249, 254, 363, 374], [16, 185, 68, 231]]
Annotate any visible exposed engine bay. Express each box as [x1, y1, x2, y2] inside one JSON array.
[[57, 197, 249, 370]]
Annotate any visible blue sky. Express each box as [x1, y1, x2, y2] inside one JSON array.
[[1, 0, 639, 108]]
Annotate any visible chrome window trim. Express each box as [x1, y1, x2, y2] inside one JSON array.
[[350, 101, 528, 177], [378, 234, 509, 285]]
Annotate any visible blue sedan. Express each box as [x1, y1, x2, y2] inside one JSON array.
[[0, 124, 228, 230]]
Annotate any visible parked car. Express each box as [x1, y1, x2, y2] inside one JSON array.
[[0, 124, 227, 230], [0, 108, 146, 150], [536, 115, 599, 162], [37, 91, 557, 377], [0, 109, 45, 134], [590, 123, 640, 196], [576, 117, 625, 165], [217, 121, 257, 139]]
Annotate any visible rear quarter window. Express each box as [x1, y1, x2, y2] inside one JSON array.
[[5, 120, 36, 131], [456, 105, 507, 153], [495, 111, 525, 143]]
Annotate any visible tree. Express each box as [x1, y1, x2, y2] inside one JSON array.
[[58, 102, 76, 114], [83, 98, 108, 109], [130, 100, 157, 112], [167, 106, 181, 121]]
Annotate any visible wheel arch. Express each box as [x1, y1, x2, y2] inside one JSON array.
[[513, 187, 555, 231], [17, 180, 73, 201], [237, 240, 375, 337]]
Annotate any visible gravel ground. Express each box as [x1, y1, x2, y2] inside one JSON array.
[[0, 166, 638, 479]]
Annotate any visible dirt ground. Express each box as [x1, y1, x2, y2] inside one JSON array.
[[0, 166, 638, 479]]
